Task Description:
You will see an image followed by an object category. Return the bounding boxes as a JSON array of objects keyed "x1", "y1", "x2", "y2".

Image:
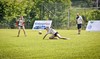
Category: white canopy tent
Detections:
[{"x1": 86, "y1": 20, "x2": 100, "y2": 31}]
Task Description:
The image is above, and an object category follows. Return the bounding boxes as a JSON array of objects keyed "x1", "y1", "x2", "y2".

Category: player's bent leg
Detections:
[{"x1": 49, "y1": 35, "x2": 58, "y2": 39}]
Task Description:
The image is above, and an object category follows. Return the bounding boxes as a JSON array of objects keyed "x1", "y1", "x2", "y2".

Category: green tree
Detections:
[
  {"x1": 0, "y1": 0, "x2": 71, "y2": 29},
  {"x1": 0, "y1": 0, "x2": 34, "y2": 28},
  {"x1": 0, "y1": 0, "x2": 34, "y2": 21},
  {"x1": 89, "y1": 10, "x2": 100, "y2": 20}
]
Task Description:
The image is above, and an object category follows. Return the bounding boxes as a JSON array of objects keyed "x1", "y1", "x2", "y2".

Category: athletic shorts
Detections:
[
  {"x1": 18, "y1": 25, "x2": 23, "y2": 28},
  {"x1": 54, "y1": 32, "x2": 58, "y2": 36},
  {"x1": 77, "y1": 24, "x2": 82, "y2": 29}
]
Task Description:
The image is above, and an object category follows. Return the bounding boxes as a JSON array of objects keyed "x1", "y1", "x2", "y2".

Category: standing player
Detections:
[
  {"x1": 76, "y1": 13, "x2": 83, "y2": 34},
  {"x1": 43, "y1": 27, "x2": 69, "y2": 40},
  {"x1": 16, "y1": 16, "x2": 26, "y2": 37}
]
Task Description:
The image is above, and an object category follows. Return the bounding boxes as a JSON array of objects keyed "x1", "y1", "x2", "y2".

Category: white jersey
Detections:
[
  {"x1": 76, "y1": 16, "x2": 83, "y2": 24},
  {"x1": 18, "y1": 20, "x2": 24, "y2": 26},
  {"x1": 47, "y1": 28, "x2": 57, "y2": 34}
]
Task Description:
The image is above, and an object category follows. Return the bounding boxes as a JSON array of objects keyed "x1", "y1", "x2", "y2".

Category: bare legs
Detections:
[
  {"x1": 17, "y1": 26, "x2": 21, "y2": 37},
  {"x1": 49, "y1": 34, "x2": 67, "y2": 40},
  {"x1": 77, "y1": 24, "x2": 82, "y2": 35},
  {"x1": 49, "y1": 35, "x2": 58, "y2": 39},
  {"x1": 17, "y1": 26, "x2": 26, "y2": 37},
  {"x1": 78, "y1": 29, "x2": 81, "y2": 34},
  {"x1": 22, "y1": 26, "x2": 26, "y2": 37},
  {"x1": 57, "y1": 34, "x2": 67, "y2": 39}
]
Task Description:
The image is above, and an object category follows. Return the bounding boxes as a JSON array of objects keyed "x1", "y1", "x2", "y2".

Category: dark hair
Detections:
[{"x1": 76, "y1": 16, "x2": 79, "y2": 19}]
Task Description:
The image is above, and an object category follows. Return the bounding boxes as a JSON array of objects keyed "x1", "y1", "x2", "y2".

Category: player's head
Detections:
[
  {"x1": 77, "y1": 13, "x2": 80, "y2": 16},
  {"x1": 20, "y1": 16, "x2": 23, "y2": 20}
]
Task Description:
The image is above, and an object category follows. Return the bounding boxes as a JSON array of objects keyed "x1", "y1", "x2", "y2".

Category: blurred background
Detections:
[{"x1": 0, "y1": 0, "x2": 100, "y2": 29}]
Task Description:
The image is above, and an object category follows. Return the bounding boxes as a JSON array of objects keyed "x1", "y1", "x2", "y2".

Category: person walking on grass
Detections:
[
  {"x1": 76, "y1": 13, "x2": 83, "y2": 34},
  {"x1": 16, "y1": 16, "x2": 26, "y2": 37},
  {"x1": 43, "y1": 27, "x2": 69, "y2": 40}
]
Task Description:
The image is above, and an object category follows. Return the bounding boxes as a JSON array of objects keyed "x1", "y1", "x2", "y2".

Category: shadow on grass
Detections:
[{"x1": 43, "y1": 39, "x2": 59, "y2": 40}]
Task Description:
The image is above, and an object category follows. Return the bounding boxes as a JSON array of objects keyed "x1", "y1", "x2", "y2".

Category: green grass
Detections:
[{"x1": 0, "y1": 29, "x2": 100, "y2": 59}]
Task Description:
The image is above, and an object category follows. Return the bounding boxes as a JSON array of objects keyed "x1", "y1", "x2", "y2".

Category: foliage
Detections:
[
  {"x1": 0, "y1": 0, "x2": 71, "y2": 29},
  {"x1": 0, "y1": 0, "x2": 100, "y2": 29},
  {"x1": 0, "y1": 0, "x2": 34, "y2": 22},
  {"x1": 71, "y1": 0, "x2": 100, "y2": 8},
  {"x1": 89, "y1": 10, "x2": 100, "y2": 20}
]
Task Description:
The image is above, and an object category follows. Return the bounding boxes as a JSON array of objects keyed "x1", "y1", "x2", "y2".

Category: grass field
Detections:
[{"x1": 0, "y1": 29, "x2": 100, "y2": 59}]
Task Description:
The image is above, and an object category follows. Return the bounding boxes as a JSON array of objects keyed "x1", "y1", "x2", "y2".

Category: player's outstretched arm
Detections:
[{"x1": 43, "y1": 34, "x2": 48, "y2": 39}]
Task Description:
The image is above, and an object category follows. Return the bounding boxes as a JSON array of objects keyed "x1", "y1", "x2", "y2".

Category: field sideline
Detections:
[{"x1": 0, "y1": 29, "x2": 100, "y2": 59}]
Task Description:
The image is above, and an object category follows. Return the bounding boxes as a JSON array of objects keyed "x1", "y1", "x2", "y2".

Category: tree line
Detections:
[{"x1": 0, "y1": 0, "x2": 100, "y2": 29}]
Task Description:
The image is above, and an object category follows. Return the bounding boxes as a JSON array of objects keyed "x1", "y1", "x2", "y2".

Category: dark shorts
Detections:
[
  {"x1": 77, "y1": 24, "x2": 82, "y2": 29},
  {"x1": 54, "y1": 32, "x2": 58, "y2": 36}
]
